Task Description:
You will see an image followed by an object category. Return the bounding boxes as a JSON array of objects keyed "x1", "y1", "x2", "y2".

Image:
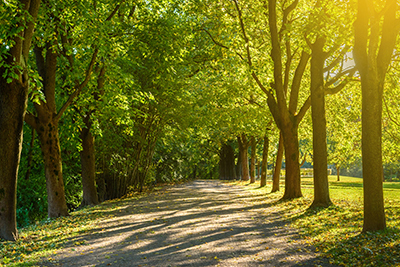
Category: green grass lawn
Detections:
[{"x1": 233, "y1": 175, "x2": 400, "y2": 267}]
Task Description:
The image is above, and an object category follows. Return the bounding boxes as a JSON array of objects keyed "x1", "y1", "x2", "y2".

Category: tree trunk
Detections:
[
  {"x1": 310, "y1": 37, "x2": 331, "y2": 208},
  {"x1": 271, "y1": 133, "x2": 283, "y2": 192},
  {"x1": 0, "y1": 0, "x2": 41, "y2": 241},
  {"x1": 250, "y1": 136, "x2": 257, "y2": 183},
  {"x1": 353, "y1": 0, "x2": 398, "y2": 232},
  {"x1": 36, "y1": 119, "x2": 69, "y2": 217},
  {"x1": 361, "y1": 76, "x2": 386, "y2": 231},
  {"x1": 219, "y1": 142, "x2": 236, "y2": 180},
  {"x1": 281, "y1": 123, "x2": 302, "y2": 199},
  {"x1": 25, "y1": 126, "x2": 36, "y2": 181},
  {"x1": 237, "y1": 134, "x2": 250, "y2": 181},
  {"x1": 80, "y1": 117, "x2": 99, "y2": 207},
  {"x1": 236, "y1": 150, "x2": 242, "y2": 179},
  {"x1": 260, "y1": 135, "x2": 269, "y2": 187},
  {"x1": 336, "y1": 164, "x2": 340, "y2": 182},
  {"x1": 0, "y1": 80, "x2": 27, "y2": 241}
]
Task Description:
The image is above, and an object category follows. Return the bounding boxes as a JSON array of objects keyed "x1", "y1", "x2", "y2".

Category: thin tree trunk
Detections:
[
  {"x1": 250, "y1": 136, "x2": 256, "y2": 183},
  {"x1": 272, "y1": 133, "x2": 283, "y2": 192},
  {"x1": 237, "y1": 134, "x2": 250, "y2": 181},
  {"x1": 336, "y1": 164, "x2": 340, "y2": 182},
  {"x1": 310, "y1": 37, "x2": 331, "y2": 208},
  {"x1": 260, "y1": 135, "x2": 269, "y2": 187},
  {"x1": 25, "y1": 126, "x2": 36, "y2": 181},
  {"x1": 80, "y1": 118, "x2": 99, "y2": 207}
]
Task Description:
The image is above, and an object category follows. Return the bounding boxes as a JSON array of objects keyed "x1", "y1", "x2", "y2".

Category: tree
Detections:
[
  {"x1": 219, "y1": 141, "x2": 237, "y2": 180},
  {"x1": 260, "y1": 134, "x2": 270, "y2": 187},
  {"x1": 305, "y1": 0, "x2": 356, "y2": 207},
  {"x1": 0, "y1": 0, "x2": 41, "y2": 241},
  {"x1": 24, "y1": 0, "x2": 124, "y2": 217},
  {"x1": 77, "y1": 66, "x2": 105, "y2": 207},
  {"x1": 353, "y1": 0, "x2": 400, "y2": 232}
]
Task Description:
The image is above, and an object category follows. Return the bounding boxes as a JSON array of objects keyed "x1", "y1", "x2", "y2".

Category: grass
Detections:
[
  {"x1": 0, "y1": 192, "x2": 149, "y2": 267},
  {"x1": 230, "y1": 175, "x2": 400, "y2": 267}
]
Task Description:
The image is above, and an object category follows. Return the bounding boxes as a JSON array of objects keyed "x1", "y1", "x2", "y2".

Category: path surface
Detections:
[{"x1": 41, "y1": 180, "x2": 337, "y2": 267}]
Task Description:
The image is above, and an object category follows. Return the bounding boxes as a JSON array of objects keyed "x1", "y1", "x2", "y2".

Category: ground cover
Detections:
[
  {"x1": 1, "y1": 181, "x2": 335, "y2": 267},
  {"x1": 1, "y1": 177, "x2": 398, "y2": 267},
  {"x1": 230, "y1": 176, "x2": 400, "y2": 266}
]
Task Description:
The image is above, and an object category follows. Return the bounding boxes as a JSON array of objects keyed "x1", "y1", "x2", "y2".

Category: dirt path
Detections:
[{"x1": 40, "y1": 180, "x2": 337, "y2": 267}]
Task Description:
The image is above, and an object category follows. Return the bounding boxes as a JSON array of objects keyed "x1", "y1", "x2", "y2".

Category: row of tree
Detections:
[{"x1": 1, "y1": 0, "x2": 400, "y2": 241}]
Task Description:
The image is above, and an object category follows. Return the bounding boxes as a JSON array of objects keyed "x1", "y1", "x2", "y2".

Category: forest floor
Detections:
[{"x1": 37, "y1": 180, "x2": 336, "y2": 267}]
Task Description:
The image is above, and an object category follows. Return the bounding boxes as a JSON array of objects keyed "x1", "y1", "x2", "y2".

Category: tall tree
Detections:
[
  {"x1": 306, "y1": 0, "x2": 356, "y2": 207},
  {"x1": 353, "y1": 0, "x2": 400, "y2": 232},
  {"x1": 24, "y1": 0, "x2": 121, "y2": 217},
  {"x1": 0, "y1": 0, "x2": 41, "y2": 241}
]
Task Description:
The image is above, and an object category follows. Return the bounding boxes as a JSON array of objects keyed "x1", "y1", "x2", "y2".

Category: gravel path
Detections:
[{"x1": 40, "y1": 180, "x2": 337, "y2": 267}]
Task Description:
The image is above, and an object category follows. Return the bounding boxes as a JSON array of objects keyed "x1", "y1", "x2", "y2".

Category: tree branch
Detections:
[
  {"x1": 200, "y1": 28, "x2": 245, "y2": 61},
  {"x1": 295, "y1": 95, "x2": 311, "y2": 123},
  {"x1": 325, "y1": 67, "x2": 356, "y2": 88},
  {"x1": 24, "y1": 112, "x2": 37, "y2": 129},
  {"x1": 55, "y1": 48, "x2": 99, "y2": 122}
]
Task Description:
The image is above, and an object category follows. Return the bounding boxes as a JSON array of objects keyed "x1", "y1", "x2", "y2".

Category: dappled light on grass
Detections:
[{"x1": 230, "y1": 176, "x2": 400, "y2": 266}]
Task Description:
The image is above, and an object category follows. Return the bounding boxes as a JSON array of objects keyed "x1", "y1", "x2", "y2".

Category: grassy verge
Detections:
[
  {"x1": 0, "y1": 189, "x2": 157, "y2": 267},
  {"x1": 230, "y1": 176, "x2": 400, "y2": 267}
]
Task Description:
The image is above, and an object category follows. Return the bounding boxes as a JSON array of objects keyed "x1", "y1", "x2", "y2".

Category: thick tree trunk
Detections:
[
  {"x1": 237, "y1": 134, "x2": 250, "y2": 181},
  {"x1": 353, "y1": 0, "x2": 398, "y2": 232},
  {"x1": 281, "y1": 124, "x2": 302, "y2": 199},
  {"x1": 0, "y1": 80, "x2": 27, "y2": 241},
  {"x1": 310, "y1": 37, "x2": 331, "y2": 208},
  {"x1": 250, "y1": 136, "x2": 257, "y2": 183},
  {"x1": 260, "y1": 135, "x2": 269, "y2": 187},
  {"x1": 271, "y1": 134, "x2": 283, "y2": 192},
  {"x1": 0, "y1": 0, "x2": 41, "y2": 242},
  {"x1": 80, "y1": 118, "x2": 99, "y2": 207},
  {"x1": 361, "y1": 78, "x2": 386, "y2": 231},
  {"x1": 219, "y1": 142, "x2": 236, "y2": 180},
  {"x1": 36, "y1": 119, "x2": 69, "y2": 218}
]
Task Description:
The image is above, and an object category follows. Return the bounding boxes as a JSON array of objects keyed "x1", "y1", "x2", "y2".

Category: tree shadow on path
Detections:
[{"x1": 39, "y1": 180, "x2": 338, "y2": 267}]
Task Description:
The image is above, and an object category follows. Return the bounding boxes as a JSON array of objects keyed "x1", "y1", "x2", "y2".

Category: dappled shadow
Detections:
[{"x1": 39, "y1": 180, "x2": 337, "y2": 267}]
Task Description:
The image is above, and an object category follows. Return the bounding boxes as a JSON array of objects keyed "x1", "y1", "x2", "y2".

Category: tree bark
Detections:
[
  {"x1": 35, "y1": 119, "x2": 69, "y2": 217},
  {"x1": 353, "y1": 0, "x2": 399, "y2": 232},
  {"x1": 25, "y1": 126, "x2": 36, "y2": 181},
  {"x1": 281, "y1": 123, "x2": 302, "y2": 199},
  {"x1": 0, "y1": 80, "x2": 27, "y2": 241},
  {"x1": 260, "y1": 135, "x2": 269, "y2": 187},
  {"x1": 79, "y1": 65, "x2": 105, "y2": 207},
  {"x1": 219, "y1": 142, "x2": 237, "y2": 180},
  {"x1": 336, "y1": 164, "x2": 340, "y2": 182},
  {"x1": 237, "y1": 134, "x2": 250, "y2": 181},
  {"x1": 271, "y1": 133, "x2": 284, "y2": 192},
  {"x1": 250, "y1": 136, "x2": 257, "y2": 183},
  {"x1": 80, "y1": 117, "x2": 99, "y2": 207},
  {"x1": 0, "y1": 0, "x2": 41, "y2": 241},
  {"x1": 310, "y1": 37, "x2": 331, "y2": 208}
]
